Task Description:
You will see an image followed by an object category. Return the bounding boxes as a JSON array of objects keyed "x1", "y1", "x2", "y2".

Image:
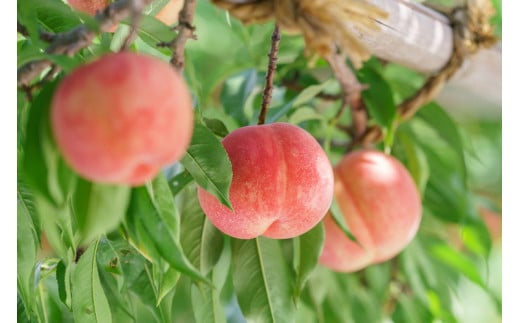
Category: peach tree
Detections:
[{"x1": 17, "y1": 0, "x2": 502, "y2": 322}]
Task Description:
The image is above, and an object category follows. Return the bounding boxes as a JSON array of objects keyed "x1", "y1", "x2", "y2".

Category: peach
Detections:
[
  {"x1": 155, "y1": 0, "x2": 183, "y2": 25},
  {"x1": 68, "y1": 0, "x2": 110, "y2": 16},
  {"x1": 319, "y1": 150, "x2": 422, "y2": 272},
  {"x1": 51, "y1": 52, "x2": 193, "y2": 186},
  {"x1": 197, "y1": 123, "x2": 334, "y2": 239}
]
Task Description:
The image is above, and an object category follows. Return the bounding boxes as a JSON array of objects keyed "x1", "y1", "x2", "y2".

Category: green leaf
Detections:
[
  {"x1": 220, "y1": 68, "x2": 259, "y2": 127},
  {"x1": 17, "y1": 185, "x2": 40, "y2": 319},
  {"x1": 266, "y1": 80, "x2": 335, "y2": 124},
  {"x1": 180, "y1": 185, "x2": 225, "y2": 275},
  {"x1": 124, "y1": 182, "x2": 207, "y2": 282},
  {"x1": 135, "y1": 14, "x2": 176, "y2": 50},
  {"x1": 144, "y1": 0, "x2": 170, "y2": 16},
  {"x1": 22, "y1": 80, "x2": 59, "y2": 203},
  {"x1": 288, "y1": 106, "x2": 325, "y2": 125},
  {"x1": 169, "y1": 170, "x2": 194, "y2": 196},
  {"x1": 427, "y1": 241, "x2": 485, "y2": 288},
  {"x1": 203, "y1": 117, "x2": 230, "y2": 138},
  {"x1": 395, "y1": 130, "x2": 430, "y2": 196},
  {"x1": 44, "y1": 54, "x2": 85, "y2": 73},
  {"x1": 416, "y1": 102, "x2": 467, "y2": 182},
  {"x1": 181, "y1": 122, "x2": 233, "y2": 209},
  {"x1": 232, "y1": 237, "x2": 296, "y2": 323},
  {"x1": 72, "y1": 239, "x2": 113, "y2": 323},
  {"x1": 149, "y1": 173, "x2": 182, "y2": 237},
  {"x1": 73, "y1": 179, "x2": 131, "y2": 244},
  {"x1": 17, "y1": 42, "x2": 45, "y2": 68},
  {"x1": 292, "y1": 222, "x2": 324, "y2": 301},
  {"x1": 357, "y1": 65, "x2": 397, "y2": 129},
  {"x1": 151, "y1": 262, "x2": 180, "y2": 306},
  {"x1": 191, "y1": 270, "x2": 227, "y2": 323},
  {"x1": 329, "y1": 197, "x2": 358, "y2": 243},
  {"x1": 291, "y1": 80, "x2": 336, "y2": 108}
]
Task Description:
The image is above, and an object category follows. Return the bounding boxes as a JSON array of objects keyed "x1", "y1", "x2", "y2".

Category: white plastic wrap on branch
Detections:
[
  {"x1": 347, "y1": 0, "x2": 501, "y2": 116},
  {"x1": 350, "y1": 0, "x2": 453, "y2": 73}
]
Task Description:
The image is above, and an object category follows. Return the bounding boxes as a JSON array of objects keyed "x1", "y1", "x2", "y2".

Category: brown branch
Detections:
[
  {"x1": 357, "y1": 1, "x2": 498, "y2": 147},
  {"x1": 325, "y1": 51, "x2": 369, "y2": 150},
  {"x1": 258, "y1": 24, "x2": 281, "y2": 125},
  {"x1": 168, "y1": 0, "x2": 198, "y2": 71},
  {"x1": 17, "y1": 0, "x2": 153, "y2": 87}
]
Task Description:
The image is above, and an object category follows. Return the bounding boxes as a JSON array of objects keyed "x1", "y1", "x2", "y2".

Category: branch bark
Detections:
[
  {"x1": 258, "y1": 24, "x2": 281, "y2": 125},
  {"x1": 17, "y1": 0, "x2": 153, "y2": 87},
  {"x1": 169, "y1": 0, "x2": 198, "y2": 71}
]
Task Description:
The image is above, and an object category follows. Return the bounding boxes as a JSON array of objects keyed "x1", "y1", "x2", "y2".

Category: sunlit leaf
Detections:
[
  {"x1": 181, "y1": 122, "x2": 233, "y2": 209},
  {"x1": 72, "y1": 239, "x2": 113, "y2": 323}
]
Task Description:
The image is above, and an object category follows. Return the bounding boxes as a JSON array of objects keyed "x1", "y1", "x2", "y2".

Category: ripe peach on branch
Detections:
[
  {"x1": 51, "y1": 51, "x2": 193, "y2": 186},
  {"x1": 197, "y1": 122, "x2": 334, "y2": 240},
  {"x1": 319, "y1": 150, "x2": 422, "y2": 272}
]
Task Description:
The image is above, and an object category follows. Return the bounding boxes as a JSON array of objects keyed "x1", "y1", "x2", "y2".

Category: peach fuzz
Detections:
[
  {"x1": 51, "y1": 52, "x2": 193, "y2": 186},
  {"x1": 319, "y1": 150, "x2": 422, "y2": 272},
  {"x1": 197, "y1": 123, "x2": 334, "y2": 239}
]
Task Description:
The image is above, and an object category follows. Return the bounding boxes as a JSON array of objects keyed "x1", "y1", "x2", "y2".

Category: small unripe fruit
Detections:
[
  {"x1": 319, "y1": 150, "x2": 422, "y2": 272},
  {"x1": 197, "y1": 123, "x2": 334, "y2": 239},
  {"x1": 51, "y1": 52, "x2": 193, "y2": 186}
]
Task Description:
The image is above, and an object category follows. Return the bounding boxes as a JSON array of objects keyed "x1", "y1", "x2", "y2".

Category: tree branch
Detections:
[
  {"x1": 17, "y1": 0, "x2": 153, "y2": 87},
  {"x1": 257, "y1": 24, "x2": 281, "y2": 125},
  {"x1": 168, "y1": 0, "x2": 198, "y2": 71},
  {"x1": 325, "y1": 52, "x2": 368, "y2": 150}
]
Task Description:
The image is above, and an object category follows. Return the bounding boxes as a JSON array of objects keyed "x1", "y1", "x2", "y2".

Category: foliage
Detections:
[{"x1": 17, "y1": 0, "x2": 502, "y2": 322}]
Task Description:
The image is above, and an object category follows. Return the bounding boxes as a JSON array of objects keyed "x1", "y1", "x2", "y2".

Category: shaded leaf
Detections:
[
  {"x1": 180, "y1": 185, "x2": 225, "y2": 275},
  {"x1": 329, "y1": 197, "x2": 358, "y2": 243},
  {"x1": 204, "y1": 117, "x2": 230, "y2": 138},
  {"x1": 358, "y1": 65, "x2": 397, "y2": 129},
  {"x1": 124, "y1": 181, "x2": 207, "y2": 282},
  {"x1": 232, "y1": 237, "x2": 296, "y2": 323},
  {"x1": 220, "y1": 68, "x2": 258, "y2": 125},
  {"x1": 191, "y1": 270, "x2": 226, "y2": 323},
  {"x1": 292, "y1": 222, "x2": 324, "y2": 301},
  {"x1": 169, "y1": 170, "x2": 194, "y2": 196},
  {"x1": 72, "y1": 179, "x2": 131, "y2": 244},
  {"x1": 152, "y1": 262, "x2": 180, "y2": 306},
  {"x1": 416, "y1": 102, "x2": 467, "y2": 183}
]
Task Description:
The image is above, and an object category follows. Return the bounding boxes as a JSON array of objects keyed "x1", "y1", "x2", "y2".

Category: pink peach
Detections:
[
  {"x1": 319, "y1": 150, "x2": 422, "y2": 272},
  {"x1": 51, "y1": 52, "x2": 193, "y2": 186},
  {"x1": 197, "y1": 123, "x2": 334, "y2": 239}
]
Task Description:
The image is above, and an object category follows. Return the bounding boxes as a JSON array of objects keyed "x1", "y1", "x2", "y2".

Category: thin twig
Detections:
[
  {"x1": 258, "y1": 24, "x2": 281, "y2": 125},
  {"x1": 325, "y1": 51, "x2": 368, "y2": 150},
  {"x1": 120, "y1": 0, "x2": 147, "y2": 51},
  {"x1": 169, "y1": 0, "x2": 198, "y2": 71},
  {"x1": 17, "y1": 0, "x2": 153, "y2": 87}
]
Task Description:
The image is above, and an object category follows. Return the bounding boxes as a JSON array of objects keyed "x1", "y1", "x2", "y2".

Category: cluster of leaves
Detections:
[{"x1": 17, "y1": 0, "x2": 502, "y2": 322}]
